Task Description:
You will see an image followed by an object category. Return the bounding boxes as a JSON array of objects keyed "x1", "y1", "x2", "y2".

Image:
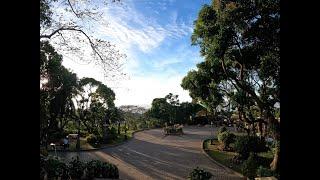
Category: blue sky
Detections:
[{"x1": 58, "y1": 0, "x2": 212, "y2": 107}]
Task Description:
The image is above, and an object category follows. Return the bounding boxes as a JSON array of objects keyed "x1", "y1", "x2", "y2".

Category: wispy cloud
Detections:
[
  {"x1": 47, "y1": 0, "x2": 208, "y2": 107},
  {"x1": 94, "y1": 2, "x2": 191, "y2": 53}
]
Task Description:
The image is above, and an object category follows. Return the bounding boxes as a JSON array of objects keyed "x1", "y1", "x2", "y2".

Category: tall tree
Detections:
[
  {"x1": 40, "y1": 41, "x2": 78, "y2": 146},
  {"x1": 183, "y1": 0, "x2": 280, "y2": 171}
]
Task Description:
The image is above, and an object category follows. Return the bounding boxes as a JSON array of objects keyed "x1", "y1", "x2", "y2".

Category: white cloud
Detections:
[
  {"x1": 92, "y1": 2, "x2": 191, "y2": 53},
  {"x1": 114, "y1": 74, "x2": 192, "y2": 106},
  {"x1": 47, "y1": 0, "x2": 199, "y2": 107}
]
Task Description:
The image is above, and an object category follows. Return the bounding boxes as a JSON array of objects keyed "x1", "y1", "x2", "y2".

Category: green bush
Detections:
[
  {"x1": 256, "y1": 166, "x2": 273, "y2": 177},
  {"x1": 101, "y1": 161, "x2": 119, "y2": 178},
  {"x1": 242, "y1": 153, "x2": 258, "y2": 180},
  {"x1": 217, "y1": 131, "x2": 236, "y2": 149},
  {"x1": 85, "y1": 160, "x2": 119, "y2": 179},
  {"x1": 110, "y1": 126, "x2": 118, "y2": 139},
  {"x1": 234, "y1": 135, "x2": 268, "y2": 159},
  {"x1": 40, "y1": 155, "x2": 47, "y2": 179},
  {"x1": 218, "y1": 126, "x2": 227, "y2": 134},
  {"x1": 87, "y1": 134, "x2": 103, "y2": 147},
  {"x1": 188, "y1": 167, "x2": 212, "y2": 180},
  {"x1": 69, "y1": 157, "x2": 85, "y2": 179},
  {"x1": 44, "y1": 156, "x2": 69, "y2": 179},
  {"x1": 40, "y1": 148, "x2": 48, "y2": 157}
]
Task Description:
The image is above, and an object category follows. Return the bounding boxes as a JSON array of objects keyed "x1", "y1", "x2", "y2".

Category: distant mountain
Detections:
[{"x1": 118, "y1": 105, "x2": 149, "y2": 114}]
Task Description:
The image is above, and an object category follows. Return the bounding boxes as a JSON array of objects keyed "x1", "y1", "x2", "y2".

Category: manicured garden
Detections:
[{"x1": 203, "y1": 127, "x2": 279, "y2": 180}]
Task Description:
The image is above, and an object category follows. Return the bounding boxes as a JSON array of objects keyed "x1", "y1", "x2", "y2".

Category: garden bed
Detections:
[{"x1": 203, "y1": 139, "x2": 276, "y2": 179}]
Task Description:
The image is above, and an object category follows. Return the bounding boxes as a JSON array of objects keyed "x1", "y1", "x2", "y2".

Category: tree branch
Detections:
[{"x1": 40, "y1": 26, "x2": 119, "y2": 71}]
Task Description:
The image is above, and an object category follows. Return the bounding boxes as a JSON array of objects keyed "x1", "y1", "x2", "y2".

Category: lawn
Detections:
[
  {"x1": 107, "y1": 130, "x2": 134, "y2": 145},
  {"x1": 203, "y1": 139, "x2": 274, "y2": 175},
  {"x1": 203, "y1": 139, "x2": 242, "y2": 173}
]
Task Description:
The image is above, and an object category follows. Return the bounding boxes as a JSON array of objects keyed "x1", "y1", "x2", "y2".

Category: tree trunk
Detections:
[
  {"x1": 268, "y1": 111, "x2": 280, "y2": 172},
  {"x1": 118, "y1": 122, "x2": 121, "y2": 135},
  {"x1": 270, "y1": 144, "x2": 280, "y2": 171}
]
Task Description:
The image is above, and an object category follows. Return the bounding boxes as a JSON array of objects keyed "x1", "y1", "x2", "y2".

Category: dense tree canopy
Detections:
[{"x1": 181, "y1": 0, "x2": 280, "y2": 171}]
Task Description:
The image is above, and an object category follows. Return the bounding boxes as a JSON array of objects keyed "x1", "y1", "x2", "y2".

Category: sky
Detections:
[{"x1": 59, "y1": 0, "x2": 212, "y2": 107}]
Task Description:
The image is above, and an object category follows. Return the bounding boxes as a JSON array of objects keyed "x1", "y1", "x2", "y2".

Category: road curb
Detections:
[{"x1": 201, "y1": 139, "x2": 244, "y2": 178}]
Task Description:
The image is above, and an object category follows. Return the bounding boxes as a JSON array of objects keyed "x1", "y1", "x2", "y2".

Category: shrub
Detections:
[
  {"x1": 234, "y1": 135, "x2": 268, "y2": 159},
  {"x1": 44, "y1": 156, "x2": 69, "y2": 179},
  {"x1": 242, "y1": 153, "x2": 258, "y2": 180},
  {"x1": 101, "y1": 161, "x2": 119, "y2": 178},
  {"x1": 218, "y1": 126, "x2": 227, "y2": 134},
  {"x1": 256, "y1": 166, "x2": 273, "y2": 177},
  {"x1": 217, "y1": 131, "x2": 236, "y2": 149},
  {"x1": 85, "y1": 160, "x2": 119, "y2": 179},
  {"x1": 40, "y1": 148, "x2": 48, "y2": 157},
  {"x1": 87, "y1": 134, "x2": 103, "y2": 147},
  {"x1": 188, "y1": 167, "x2": 212, "y2": 180},
  {"x1": 85, "y1": 160, "x2": 98, "y2": 179},
  {"x1": 69, "y1": 156, "x2": 85, "y2": 179},
  {"x1": 40, "y1": 155, "x2": 47, "y2": 179},
  {"x1": 110, "y1": 126, "x2": 118, "y2": 139}
]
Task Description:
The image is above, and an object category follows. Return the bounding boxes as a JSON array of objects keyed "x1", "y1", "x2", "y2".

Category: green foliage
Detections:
[
  {"x1": 242, "y1": 153, "x2": 259, "y2": 179},
  {"x1": 109, "y1": 126, "x2": 118, "y2": 139},
  {"x1": 188, "y1": 167, "x2": 212, "y2": 180},
  {"x1": 41, "y1": 155, "x2": 119, "y2": 179},
  {"x1": 182, "y1": 0, "x2": 280, "y2": 171},
  {"x1": 40, "y1": 155, "x2": 47, "y2": 179},
  {"x1": 256, "y1": 166, "x2": 273, "y2": 177},
  {"x1": 43, "y1": 156, "x2": 69, "y2": 179},
  {"x1": 87, "y1": 134, "x2": 104, "y2": 147},
  {"x1": 85, "y1": 160, "x2": 119, "y2": 179},
  {"x1": 217, "y1": 131, "x2": 236, "y2": 149},
  {"x1": 148, "y1": 98, "x2": 171, "y2": 122},
  {"x1": 69, "y1": 157, "x2": 85, "y2": 179},
  {"x1": 218, "y1": 126, "x2": 227, "y2": 134},
  {"x1": 148, "y1": 94, "x2": 203, "y2": 125},
  {"x1": 40, "y1": 148, "x2": 48, "y2": 157},
  {"x1": 234, "y1": 136, "x2": 268, "y2": 160}
]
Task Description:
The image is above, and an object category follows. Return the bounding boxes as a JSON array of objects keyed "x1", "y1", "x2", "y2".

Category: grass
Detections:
[
  {"x1": 203, "y1": 139, "x2": 274, "y2": 175},
  {"x1": 204, "y1": 139, "x2": 242, "y2": 173},
  {"x1": 107, "y1": 130, "x2": 134, "y2": 145}
]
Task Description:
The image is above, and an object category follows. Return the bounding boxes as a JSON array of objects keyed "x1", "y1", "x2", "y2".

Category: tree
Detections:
[
  {"x1": 165, "y1": 93, "x2": 180, "y2": 124},
  {"x1": 40, "y1": 0, "x2": 126, "y2": 79},
  {"x1": 40, "y1": 41, "x2": 78, "y2": 147},
  {"x1": 74, "y1": 77, "x2": 115, "y2": 133},
  {"x1": 148, "y1": 98, "x2": 171, "y2": 124},
  {"x1": 183, "y1": 0, "x2": 280, "y2": 171}
]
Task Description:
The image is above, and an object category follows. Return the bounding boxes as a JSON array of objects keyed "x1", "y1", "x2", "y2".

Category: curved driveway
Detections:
[{"x1": 55, "y1": 126, "x2": 242, "y2": 180}]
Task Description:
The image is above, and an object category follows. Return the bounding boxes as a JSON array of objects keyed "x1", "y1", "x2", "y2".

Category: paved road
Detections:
[{"x1": 54, "y1": 126, "x2": 243, "y2": 180}]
